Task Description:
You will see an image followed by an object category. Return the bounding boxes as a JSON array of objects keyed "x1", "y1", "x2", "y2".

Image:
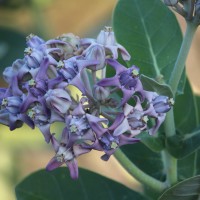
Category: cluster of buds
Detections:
[
  {"x1": 0, "y1": 27, "x2": 173, "y2": 179},
  {"x1": 164, "y1": 0, "x2": 200, "y2": 23}
]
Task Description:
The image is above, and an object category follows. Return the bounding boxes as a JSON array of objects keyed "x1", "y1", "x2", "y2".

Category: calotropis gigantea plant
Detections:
[{"x1": 2, "y1": 0, "x2": 200, "y2": 200}]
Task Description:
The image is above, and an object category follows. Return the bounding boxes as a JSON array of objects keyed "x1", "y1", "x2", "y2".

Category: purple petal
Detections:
[
  {"x1": 46, "y1": 157, "x2": 64, "y2": 171},
  {"x1": 119, "y1": 135, "x2": 140, "y2": 146},
  {"x1": 50, "y1": 134, "x2": 60, "y2": 152},
  {"x1": 38, "y1": 123, "x2": 51, "y2": 143},
  {"x1": 86, "y1": 114, "x2": 107, "y2": 138},
  {"x1": 73, "y1": 145, "x2": 91, "y2": 157},
  {"x1": 113, "y1": 118, "x2": 130, "y2": 136},
  {"x1": 67, "y1": 159, "x2": 79, "y2": 179},
  {"x1": 97, "y1": 76, "x2": 120, "y2": 88},
  {"x1": 106, "y1": 58, "x2": 127, "y2": 74},
  {"x1": 149, "y1": 114, "x2": 166, "y2": 135},
  {"x1": 108, "y1": 113, "x2": 124, "y2": 130},
  {"x1": 118, "y1": 44, "x2": 131, "y2": 61}
]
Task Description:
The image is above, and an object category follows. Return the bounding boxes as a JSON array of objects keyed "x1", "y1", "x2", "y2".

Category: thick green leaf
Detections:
[
  {"x1": 174, "y1": 79, "x2": 199, "y2": 134},
  {"x1": 0, "y1": 28, "x2": 26, "y2": 74},
  {"x1": 15, "y1": 168, "x2": 146, "y2": 200},
  {"x1": 166, "y1": 126, "x2": 200, "y2": 158},
  {"x1": 113, "y1": 0, "x2": 184, "y2": 94},
  {"x1": 166, "y1": 80, "x2": 200, "y2": 159},
  {"x1": 138, "y1": 131, "x2": 165, "y2": 152},
  {"x1": 178, "y1": 152, "x2": 197, "y2": 180},
  {"x1": 140, "y1": 74, "x2": 173, "y2": 98},
  {"x1": 158, "y1": 175, "x2": 200, "y2": 200}
]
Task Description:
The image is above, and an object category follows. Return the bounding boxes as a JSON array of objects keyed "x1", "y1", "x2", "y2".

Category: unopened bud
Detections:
[
  {"x1": 84, "y1": 44, "x2": 105, "y2": 70},
  {"x1": 45, "y1": 88, "x2": 72, "y2": 114},
  {"x1": 93, "y1": 85, "x2": 110, "y2": 101},
  {"x1": 152, "y1": 95, "x2": 173, "y2": 113},
  {"x1": 97, "y1": 26, "x2": 116, "y2": 46},
  {"x1": 57, "y1": 33, "x2": 80, "y2": 51}
]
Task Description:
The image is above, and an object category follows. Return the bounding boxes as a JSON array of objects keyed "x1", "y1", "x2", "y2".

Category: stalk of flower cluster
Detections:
[
  {"x1": 169, "y1": 21, "x2": 198, "y2": 95},
  {"x1": 163, "y1": 108, "x2": 177, "y2": 186},
  {"x1": 114, "y1": 149, "x2": 167, "y2": 192}
]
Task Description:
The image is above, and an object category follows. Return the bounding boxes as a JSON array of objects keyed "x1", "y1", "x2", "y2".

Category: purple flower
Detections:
[
  {"x1": 143, "y1": 91, "x2": 174, "y2": 135},
  {"x1": 26, "y1": 34, "x2": 45, "y2": 49},
  {"x1": 81, "y1": 27, "x2": 130, "y2": 61},
  {"x1": 0, "y1": 93, "x2": 34, "y2": 130},
  {"x1": 112, "y1": 98, "x2": 148, "y2": 137},
  {"x1": 83, "y1": 44, "x2": 106, "y2": 70},
  {"x1": 27, "y1": 103, "x2": 64, "y2": 143},
  {"x1": 46, "y1": 133, "x2": 90, "y2": 179},
  {"x1": 3, "y1": 59, "x2": 25, "y2": 84},
  {"x1": 45, "y1": 33, "x2": 81, "y2": 60},
  {"x1": 63, "y1": 101, "x2": 107, "y2": 145},
  {"x1": 24, "y1": 47, "x2": 44, "y2": 69},
  {"x1": 44, "y1": 88, "x2": 72, "y2": 115},
  {"x1": 97, "y1": 59, "x2": 144, "y2": 105},
  {"x1": 56, "y1": 56, "x2": 98, "y2": 94}
]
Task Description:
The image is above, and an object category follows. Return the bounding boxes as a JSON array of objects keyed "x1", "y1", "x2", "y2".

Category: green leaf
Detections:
[
  {"x1": 166, "y1": 126, "x2": 200, "y2": 158},
  {"x1": 113, "y1": 0, "x2": 184, "y2": 94},
  {"x1": 174, "y1": 79, "x2": 199, "y2": 134},
  {"x1": 0, "y1": 28, "x2": 26, "y2": 74},
  {"x1": 137, "y1": 131, "x2": 165, "y2": 152},
  {"x1": 178, "y1": 152, "x2": 197, "y2": 180},
  {"x1": 140, "y1": 74, "x2": 173, "y2": 98},
  {"x1": 15, "y1": 168, "x2": 146, "y2": 200},
  {"x1": 166, "y1": 80, "x2": 200, "y2": 159},
  {"x1": 158, "y1": 175, "x2": 200, "y2": 200}
]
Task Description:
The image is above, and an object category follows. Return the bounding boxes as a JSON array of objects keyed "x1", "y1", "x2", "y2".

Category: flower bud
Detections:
[
  {"x1": 164, "y1": 0, "x2": 178, "y2": 6},
  {"x1": 45, "y1": 88, "x2": 72, "y2": 114},
  {"x1": 26, "y1": 34, "x2": 45, "y2": 48},
  {"x1": 152, "y1": 95, "x2": 174, "y2": 113},
  {"x1": 28, "y1": 104, "x2": 49, "y2": 125},
  {"x1": 93, "y1": 85, "x2": 110, "y2": 101},
  {"x1": 1, "y1": 96, "x2": 22, "y2": 114},
  {"x1": 97, "y1": 26, "x2": 116, "y2": 46},
  {"x1": 3, "y1": 59, "x2": 25, "y2": 83},
  {"x1": 57, "y1": 33, "x2": 80, "y2": 51},
  {"x1": 24, "y1": 47, "x2": 44, "y2": 68},
  {"x1": 84, "y1": 44, "x2": 105, "y2": 70}
]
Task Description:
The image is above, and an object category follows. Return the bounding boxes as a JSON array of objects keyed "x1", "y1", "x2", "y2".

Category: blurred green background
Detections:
[{"x1": 0, "y1": 0, "x2": 200, "y2": 199}]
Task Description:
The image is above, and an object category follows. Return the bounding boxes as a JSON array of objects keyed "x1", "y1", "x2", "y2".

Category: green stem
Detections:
[
  {"x1": 169, "y1": 21, "x2": 198, "y2": 95},
  {"x1": 162, "y1": 21, "x2": 198, "y2": 186},
  {"x1": 114, "y1": 149, "x2": 167, "y2": 192},
  {"x1": 163, "y1": 108, "x2": 177, "y2": 186}
]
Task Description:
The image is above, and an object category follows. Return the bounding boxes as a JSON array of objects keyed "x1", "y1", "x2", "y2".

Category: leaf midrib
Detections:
[{"x1": 134, "y1": 0, "x2": 161, "y2": 78}]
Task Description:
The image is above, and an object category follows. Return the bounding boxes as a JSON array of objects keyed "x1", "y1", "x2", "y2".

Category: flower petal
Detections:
[{"x1": 46, "y1": 157, "x2": 64, "y2": 171}]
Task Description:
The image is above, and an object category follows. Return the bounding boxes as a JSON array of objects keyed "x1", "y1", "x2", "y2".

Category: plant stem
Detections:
[
  {"x1": 169, "y1": 21, "x2": 198, "y2": 95},
  {"x1": 114, "y1": 149, "x2": 167, "y2": 192},
  {"x1": 163, "y1": 105, "x2": 177, "y2": 186},
  {"x1": 162, "y1": 21, "x2": 198, "y2": 186}
]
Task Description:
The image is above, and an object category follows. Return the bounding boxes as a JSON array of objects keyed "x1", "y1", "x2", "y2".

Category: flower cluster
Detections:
[
  {"x1": 0, "y1": 27, "x2": 173, "y2": 179},
  {"x1": 164, "y1": 0, "x2": 200, "y2": 23}
]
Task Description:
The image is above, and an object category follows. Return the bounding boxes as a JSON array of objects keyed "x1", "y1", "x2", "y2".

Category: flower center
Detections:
[
  {"x1": 27, "y1": 109, "x2": 36, "y2": 119},
  {"x1": 57, "y1": 60, "x2": 65, "y2": 69},
  {"x1": 70, "y1": 124, "x2": 78, "y2": 133},
  {"x1": 24, "y1": 47, "x2": 32, "y2": 55},
  {"x1": 28, "y1": 79, "x2": 36, "y2": 87},
  {"x1": 1, "y1": 98, "x2": 8, "y2": 107}
]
